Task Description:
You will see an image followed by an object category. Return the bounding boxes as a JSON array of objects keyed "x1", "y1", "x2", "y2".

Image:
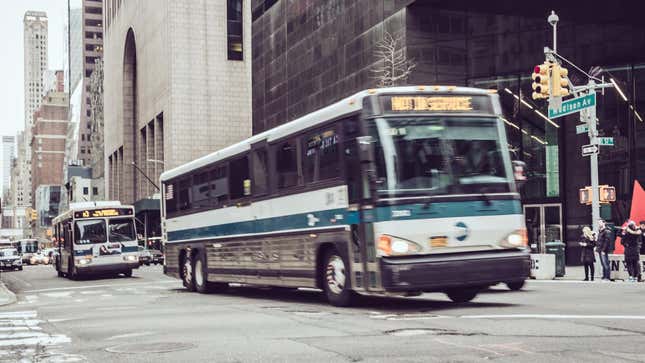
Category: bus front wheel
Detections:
[
  {"x1": 322, "y1": 248, "x2": 355, "y2": 307},
  {"x1": 67, "y1": 258, "x2": 78, "y2": 280},
  {"x1": 445, "y1": 287, "x2": 479, "y2": 303}
]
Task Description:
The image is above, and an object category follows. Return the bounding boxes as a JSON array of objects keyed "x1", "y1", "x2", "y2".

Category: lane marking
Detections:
[
  {"x1": 0, "y1": 334, "x2": 71, "y2": 347},
  {"x1": 24, "y1": 280, "x2": 178, "y2": 293},
  {"x1": 106, "y1": 331, "x2": 154, "y2": 341},
  {"x1": 0, "y1": 311, "x2": 37, "y2": 319},
  {"x1": 460, "y1": 314, "x2": 645, "y2": 320}
]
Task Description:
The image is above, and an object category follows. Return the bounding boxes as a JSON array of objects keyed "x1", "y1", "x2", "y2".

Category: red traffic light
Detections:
[{"x1": 534, "y1": 65, "x2": 541, "y2": 73}]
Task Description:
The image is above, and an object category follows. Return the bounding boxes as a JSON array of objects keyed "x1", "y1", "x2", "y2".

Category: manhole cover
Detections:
[{"x1": 106, "y1": 342, "x2": 195, "y2": 354}]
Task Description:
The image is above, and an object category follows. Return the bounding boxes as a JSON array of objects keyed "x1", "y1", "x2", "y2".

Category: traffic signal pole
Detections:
[{"x1": 542, "y1": 11, "x2": 619, "y2": 235}]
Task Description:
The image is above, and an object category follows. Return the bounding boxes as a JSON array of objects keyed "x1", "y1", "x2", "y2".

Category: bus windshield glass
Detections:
[
  {"x1": 108, "y1": 218, "x2": 136, "y2": 242},
  {"x1": 369, "y1": 117, "x2": 509, "y2": 198},
  {"x1": 74, "y1": 220, "x2": 107, "y2": 244}
]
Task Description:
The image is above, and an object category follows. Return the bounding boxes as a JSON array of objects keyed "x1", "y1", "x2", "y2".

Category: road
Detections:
[{"x1": 1, "y1": 265, "x2": 645, "y2": 363}]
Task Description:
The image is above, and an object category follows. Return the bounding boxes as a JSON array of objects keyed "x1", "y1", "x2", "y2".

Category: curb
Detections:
[{"x1": 0, "y1": 281, "x2": 17, "y2": 307}]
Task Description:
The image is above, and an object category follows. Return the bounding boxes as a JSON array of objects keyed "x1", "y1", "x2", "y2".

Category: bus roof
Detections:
[
  {"x1": 52, "y1": 202, "x2": 134, "y2": 225},
  {"x1": 160, "y1": 86, "x2": 498, "y2": 182}
]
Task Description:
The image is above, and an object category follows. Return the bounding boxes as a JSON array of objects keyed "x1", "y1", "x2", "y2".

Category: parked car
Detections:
[
  {"x1": 0, "y1": 248, "x2": 23, "y2": 271},
  {"x1": 30, "y1": 252, "x2": 50, "y2": 265},
  {"x1": 138, "y1": 246, "x2": 152, "y2": 266},
  {"x1": 149, "y1": 249, "x2": 164, "y2": 265}
]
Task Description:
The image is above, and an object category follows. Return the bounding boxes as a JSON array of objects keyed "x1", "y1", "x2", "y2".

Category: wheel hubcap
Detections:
[
  {"x1": 326, "y1": 255, "x2": 346, "y2": 295},
  {"x1": 183, "y1": 258, "x2": 192, "y2": 285},
  {"x1": 195, "y1": 259, "x2": 203, "y2": 287}
]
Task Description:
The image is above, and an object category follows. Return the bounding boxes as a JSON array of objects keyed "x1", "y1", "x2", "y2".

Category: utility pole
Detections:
[{"x1": 585, "y1": 84, "x2": 600, "y2": 233}]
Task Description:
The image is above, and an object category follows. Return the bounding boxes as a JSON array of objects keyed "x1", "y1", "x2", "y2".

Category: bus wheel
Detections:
[
  {"x1": 123, "y1": 269, "x2": 133, "y2": 278},
  {"x1": 322, "y1": 248, "x2": 355, "y2": 307},
  {"x1": 67, "y1": 258, "x2": 77, "y2": 280},
  {"x1": 445, "y1": 287, "x2": 479, "y2": 303},
  {"x1": 505, "y1": 280, "x2": 525, "y2": 291},
  {"x1": 181, "y1": 253, "x2": 195, "y2": 292}
]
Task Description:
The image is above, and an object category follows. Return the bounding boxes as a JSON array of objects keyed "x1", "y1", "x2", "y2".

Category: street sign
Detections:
[
  {"x1": 548, "y1": 93, "x2": 596, "y2": 119},
  {"x1": 581, "y1": 144, "x2": 599, "y2": 157},
  {"x1": 598, "y1": 137, "x2": 614, "y2": 146},
  {"x1": 576, "y1": 124, "x2": 589, "y2": 135}
]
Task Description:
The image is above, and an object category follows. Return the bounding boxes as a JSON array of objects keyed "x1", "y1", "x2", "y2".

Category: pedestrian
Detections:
[
  {"x1": 638, "y1": 221, "x2": 645, "y2": 281},
  {"x1": 580, "y1": 226, "x2": 596, "y2": 281},
  {"x1": 621, "y1": 221, "x2": 642, "y2": 282},
  {"x1": 596, "y1": 220, "x2": 614, "y2": 281}
]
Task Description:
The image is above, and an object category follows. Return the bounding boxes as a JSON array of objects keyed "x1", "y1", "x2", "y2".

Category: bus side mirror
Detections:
[{"x1": 512, "y1": 160, "x2": 527, "y2": 188}]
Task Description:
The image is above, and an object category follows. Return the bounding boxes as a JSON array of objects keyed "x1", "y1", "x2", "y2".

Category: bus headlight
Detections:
[
  {"x1": 500, "y1": 229, "x2": 528, "y2": 248},
  {"x1": 76, "y1": 258, "x2": 92, "y2": 265},
  {"x1": 377, "y1": 235, "x2": 421, "y2": 257}
]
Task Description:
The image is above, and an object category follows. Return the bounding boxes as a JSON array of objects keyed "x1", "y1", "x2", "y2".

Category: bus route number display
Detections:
[
  {"x1": 381, "y1": 95, "x2": 492, "y2": 114},
  {"x1": 74, "y1": 208, "x2": 132, "y2": 219}
]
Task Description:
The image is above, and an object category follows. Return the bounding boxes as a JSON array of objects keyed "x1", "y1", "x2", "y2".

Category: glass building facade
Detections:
[{"x1": 252, "y1": 0, "x2": 645, "y2": 264}]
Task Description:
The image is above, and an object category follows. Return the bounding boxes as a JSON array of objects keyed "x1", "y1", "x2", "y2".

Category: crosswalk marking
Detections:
[{"x1": 0, "y1": 310, "x2": 75, "y2": 361}]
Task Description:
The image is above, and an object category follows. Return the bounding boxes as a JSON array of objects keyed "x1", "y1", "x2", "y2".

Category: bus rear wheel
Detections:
[
  {"x1": 445, "y1": 287, "x2": 479, "y2": 303},
  {"x1": 193, "y1": 250, "x2": 227, "y2": 294},
  {"x1": 505, "y1": 280, "x2": 525, "y2": 291},
  {"x1": 181, "y1": 252, "x2": 195, "y2": 292},
  {"x1": 322, "y1": 248, "x2": 355, "y2": 307}
]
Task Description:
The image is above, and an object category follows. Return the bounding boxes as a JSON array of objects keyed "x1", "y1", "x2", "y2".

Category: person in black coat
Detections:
[
  {"x1": 621, "y1": 221, "x2": 642, "y2": 282},
  {"x1": 580, "y1": 226, "x2": 596, "y2": 281},
  {"x1": 596, "y1": 220, "x2": 614, "y2": 281}
]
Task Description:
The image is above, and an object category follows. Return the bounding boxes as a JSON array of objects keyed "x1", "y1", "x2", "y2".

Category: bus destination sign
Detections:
[
  {"x1": 74, "y1": 208, "x2": 133, "y2": 219},
  {"x1": 381, "y1": 94, "x2": 492, "y2": 114}
]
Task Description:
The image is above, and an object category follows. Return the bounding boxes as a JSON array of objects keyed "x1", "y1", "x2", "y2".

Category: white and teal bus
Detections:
[
  {"x1": 52, "y1": 202, "x2": 140, "y2": 279},
  {"x1": 160, "y1": 86, "x2": 530, "y2": 306}
]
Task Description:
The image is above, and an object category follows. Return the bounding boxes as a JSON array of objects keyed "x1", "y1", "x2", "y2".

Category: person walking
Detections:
[
  {"x1": 621, "y1": 221, "x2": 642, "y2": 282},
  {"x1": 596, "y1": 220, "x2": 614, "y2": 281},
  {"x1": 638, "y1": 221, "x2": 645, "y2": 282},
  {"x1": 580, "y1": 226, "x2": 596, "y2": 281}
]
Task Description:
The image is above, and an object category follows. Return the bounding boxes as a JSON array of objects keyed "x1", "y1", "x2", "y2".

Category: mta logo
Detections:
[{"x1": 454, "y1": 222, "x2": 470, "y2": 242}]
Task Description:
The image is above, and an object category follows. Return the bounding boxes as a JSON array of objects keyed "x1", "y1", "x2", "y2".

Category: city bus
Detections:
[
  {"x1": 15, "y1": 239, "x2": 40, "y2": 264},
  {"x1": 52, "y1": 202, "x2": 140, "y2": 279},
  {"x1": 160, "y1": 86, "x2": 530, "y2": 306}
]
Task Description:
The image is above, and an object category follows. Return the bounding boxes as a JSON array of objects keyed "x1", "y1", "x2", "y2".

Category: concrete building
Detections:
[
  {"x1": 31, "y1": 89, "x2": 69, "y2": 206},
  {"x1": 252, "y1": 0, "x2": 645, "y2": 264},
  {"x1": 1, "y1": 136, "x2": 15, "y2": 202},
  {"x1": 76, "y1": 0, "x2": 104, "y2": 166},
  {"x1": 68, "y1": 6, "x2": 83, "y2": 92},
  {"x1": 103, "y1": 0, "x2": 252, "y2": 235},
  {"x1": 23, "y1": 11, "x2": 49, "y2": 208}
]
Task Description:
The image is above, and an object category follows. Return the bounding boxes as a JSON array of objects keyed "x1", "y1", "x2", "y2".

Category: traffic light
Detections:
[
  {"x1": 579, "y1": 187, "x2": 592, "y2": 205},
  {"x1": 599, "y1": 185, "x2": 616, "y2": 203},
  {"x1": 532, "y1": 63, "x2": 551, "y2": 99},
  {"x1": 29, "y1": 209, "x2": 37, "y2": 221},
  {"x1": 551, "y1": 64, "x2": 569, "y2": 97}
]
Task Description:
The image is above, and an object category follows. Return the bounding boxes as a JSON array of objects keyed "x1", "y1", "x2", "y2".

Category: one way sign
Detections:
[{"x1": 581, "y1": 144, "x2": 599, "y2": 157}]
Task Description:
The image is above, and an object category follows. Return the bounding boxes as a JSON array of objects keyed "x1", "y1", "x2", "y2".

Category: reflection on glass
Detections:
[
  {"x1": 109, "y1": 218, "x2": 136, "y2": 242},
  {"x1": 74, "y1": 219, "x2": 107, "y2": 244}
]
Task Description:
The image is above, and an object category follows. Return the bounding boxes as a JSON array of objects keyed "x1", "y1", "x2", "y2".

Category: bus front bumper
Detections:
[
  {"x1": 75, "y1": 256, "x2": 140, "y2": 273},
  {"x1": 380, "y1": 250, "x2": 530, "y2": 292}
]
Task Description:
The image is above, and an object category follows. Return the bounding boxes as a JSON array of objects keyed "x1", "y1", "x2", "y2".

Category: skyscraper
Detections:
[
  {"x1": 1, "y1": 136, "x2": 15, "y2": 202},
  {"x1": 23, "y1": 11, "x2": 49, "y2": 207}
]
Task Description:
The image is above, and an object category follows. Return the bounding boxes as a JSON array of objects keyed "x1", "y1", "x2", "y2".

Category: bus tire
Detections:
[
  {"x1": 181, "y1": 252, "x2": 196, "y2": 292},
  {"x1": 57, "y1": 269, "x2": 64, "y2": 277},
  {"x1": 445, "y1": 287, "x2": 479, "y2": 303},
  {"x1": 123, "y1": 269, "x2": 133, "y2": 278},
  {"x1": 322, "y1": 248, "x2": 355, "y2": 307},
  {"x1": 505, "y1": 280, "x2": 525, "y2": 291}
]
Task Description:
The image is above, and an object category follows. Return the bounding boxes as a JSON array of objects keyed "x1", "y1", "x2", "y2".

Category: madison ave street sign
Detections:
[{"x1": 548, "y1": 93, "x2": 596, "y2": 119}]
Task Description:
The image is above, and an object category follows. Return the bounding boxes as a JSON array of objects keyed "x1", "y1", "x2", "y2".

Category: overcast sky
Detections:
[{"x1": 0, "y1": 0, "x2": 67, "y2": 139}]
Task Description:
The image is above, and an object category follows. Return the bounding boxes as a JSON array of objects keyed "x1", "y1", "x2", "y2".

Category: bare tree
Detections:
[{"x1": 371, "y1": 31, "x2": 416, "y2": 87}]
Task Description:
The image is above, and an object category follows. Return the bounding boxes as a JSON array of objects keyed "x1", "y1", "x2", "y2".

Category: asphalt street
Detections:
[{"x1": 1, "y1": 265, "x2": 645, "y2": 363}]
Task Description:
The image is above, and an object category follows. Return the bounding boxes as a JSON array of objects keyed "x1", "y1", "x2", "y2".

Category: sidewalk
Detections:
[
  {"x1": 0, "y1": 280, "x2": 17, "y2": 306},
  {"x1": 551, "y1": 265, "x2": 640, "y2": 282}
]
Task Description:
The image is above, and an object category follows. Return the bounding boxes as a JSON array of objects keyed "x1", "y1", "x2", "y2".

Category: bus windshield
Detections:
[
  {"x1": 108, "y1": 218, "x2": 136, "y2": 242},
  {"x1": 369, "y1": 117, "x2": 510, "y2": 198},
  {"x1": 74, "y1": 220, "x2": 107, "y2": 244}
]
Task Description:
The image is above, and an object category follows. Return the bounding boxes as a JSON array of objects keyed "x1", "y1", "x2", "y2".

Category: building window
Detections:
[
  {"x1": 227, "y1": 0, "x2": 243, "y2": 61},
  {"x1": 83, "y1": 187, "x2": 89, "y2": 195},
  {"x1": 93, "y1": 187, "x2": 98, "y2": 196}
]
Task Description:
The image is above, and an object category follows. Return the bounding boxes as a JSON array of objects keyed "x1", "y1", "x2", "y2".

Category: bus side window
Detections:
[
  {"x1": 210, "y1": 166, "x2": 229, "y2": 207},
  {"x1": 164, "y1": 182, "x2": 178, "y2": 216},
  {"x1": 251, "y1": 147, "x2": 269, "y2": 196},
  {"x1": 192, "y1": 171, "x2": 211, "y2": 208},
  {"x1": 177, "y1": 178, "x2": 192, "y2": 211},
  {"x1": 229, "y1": 156, "x2": 250, "y2": 200},
  {"x1": 304, "y1": 127, "x2": 340, "y2": 184},
  {"x1": 275, "y1": 138, "x2": 301, "y2": 189}
]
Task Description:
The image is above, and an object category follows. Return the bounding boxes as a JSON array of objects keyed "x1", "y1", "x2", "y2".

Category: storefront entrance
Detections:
[{"x1": 523, "y1": 204, "x2": 563, "y2": 253}]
